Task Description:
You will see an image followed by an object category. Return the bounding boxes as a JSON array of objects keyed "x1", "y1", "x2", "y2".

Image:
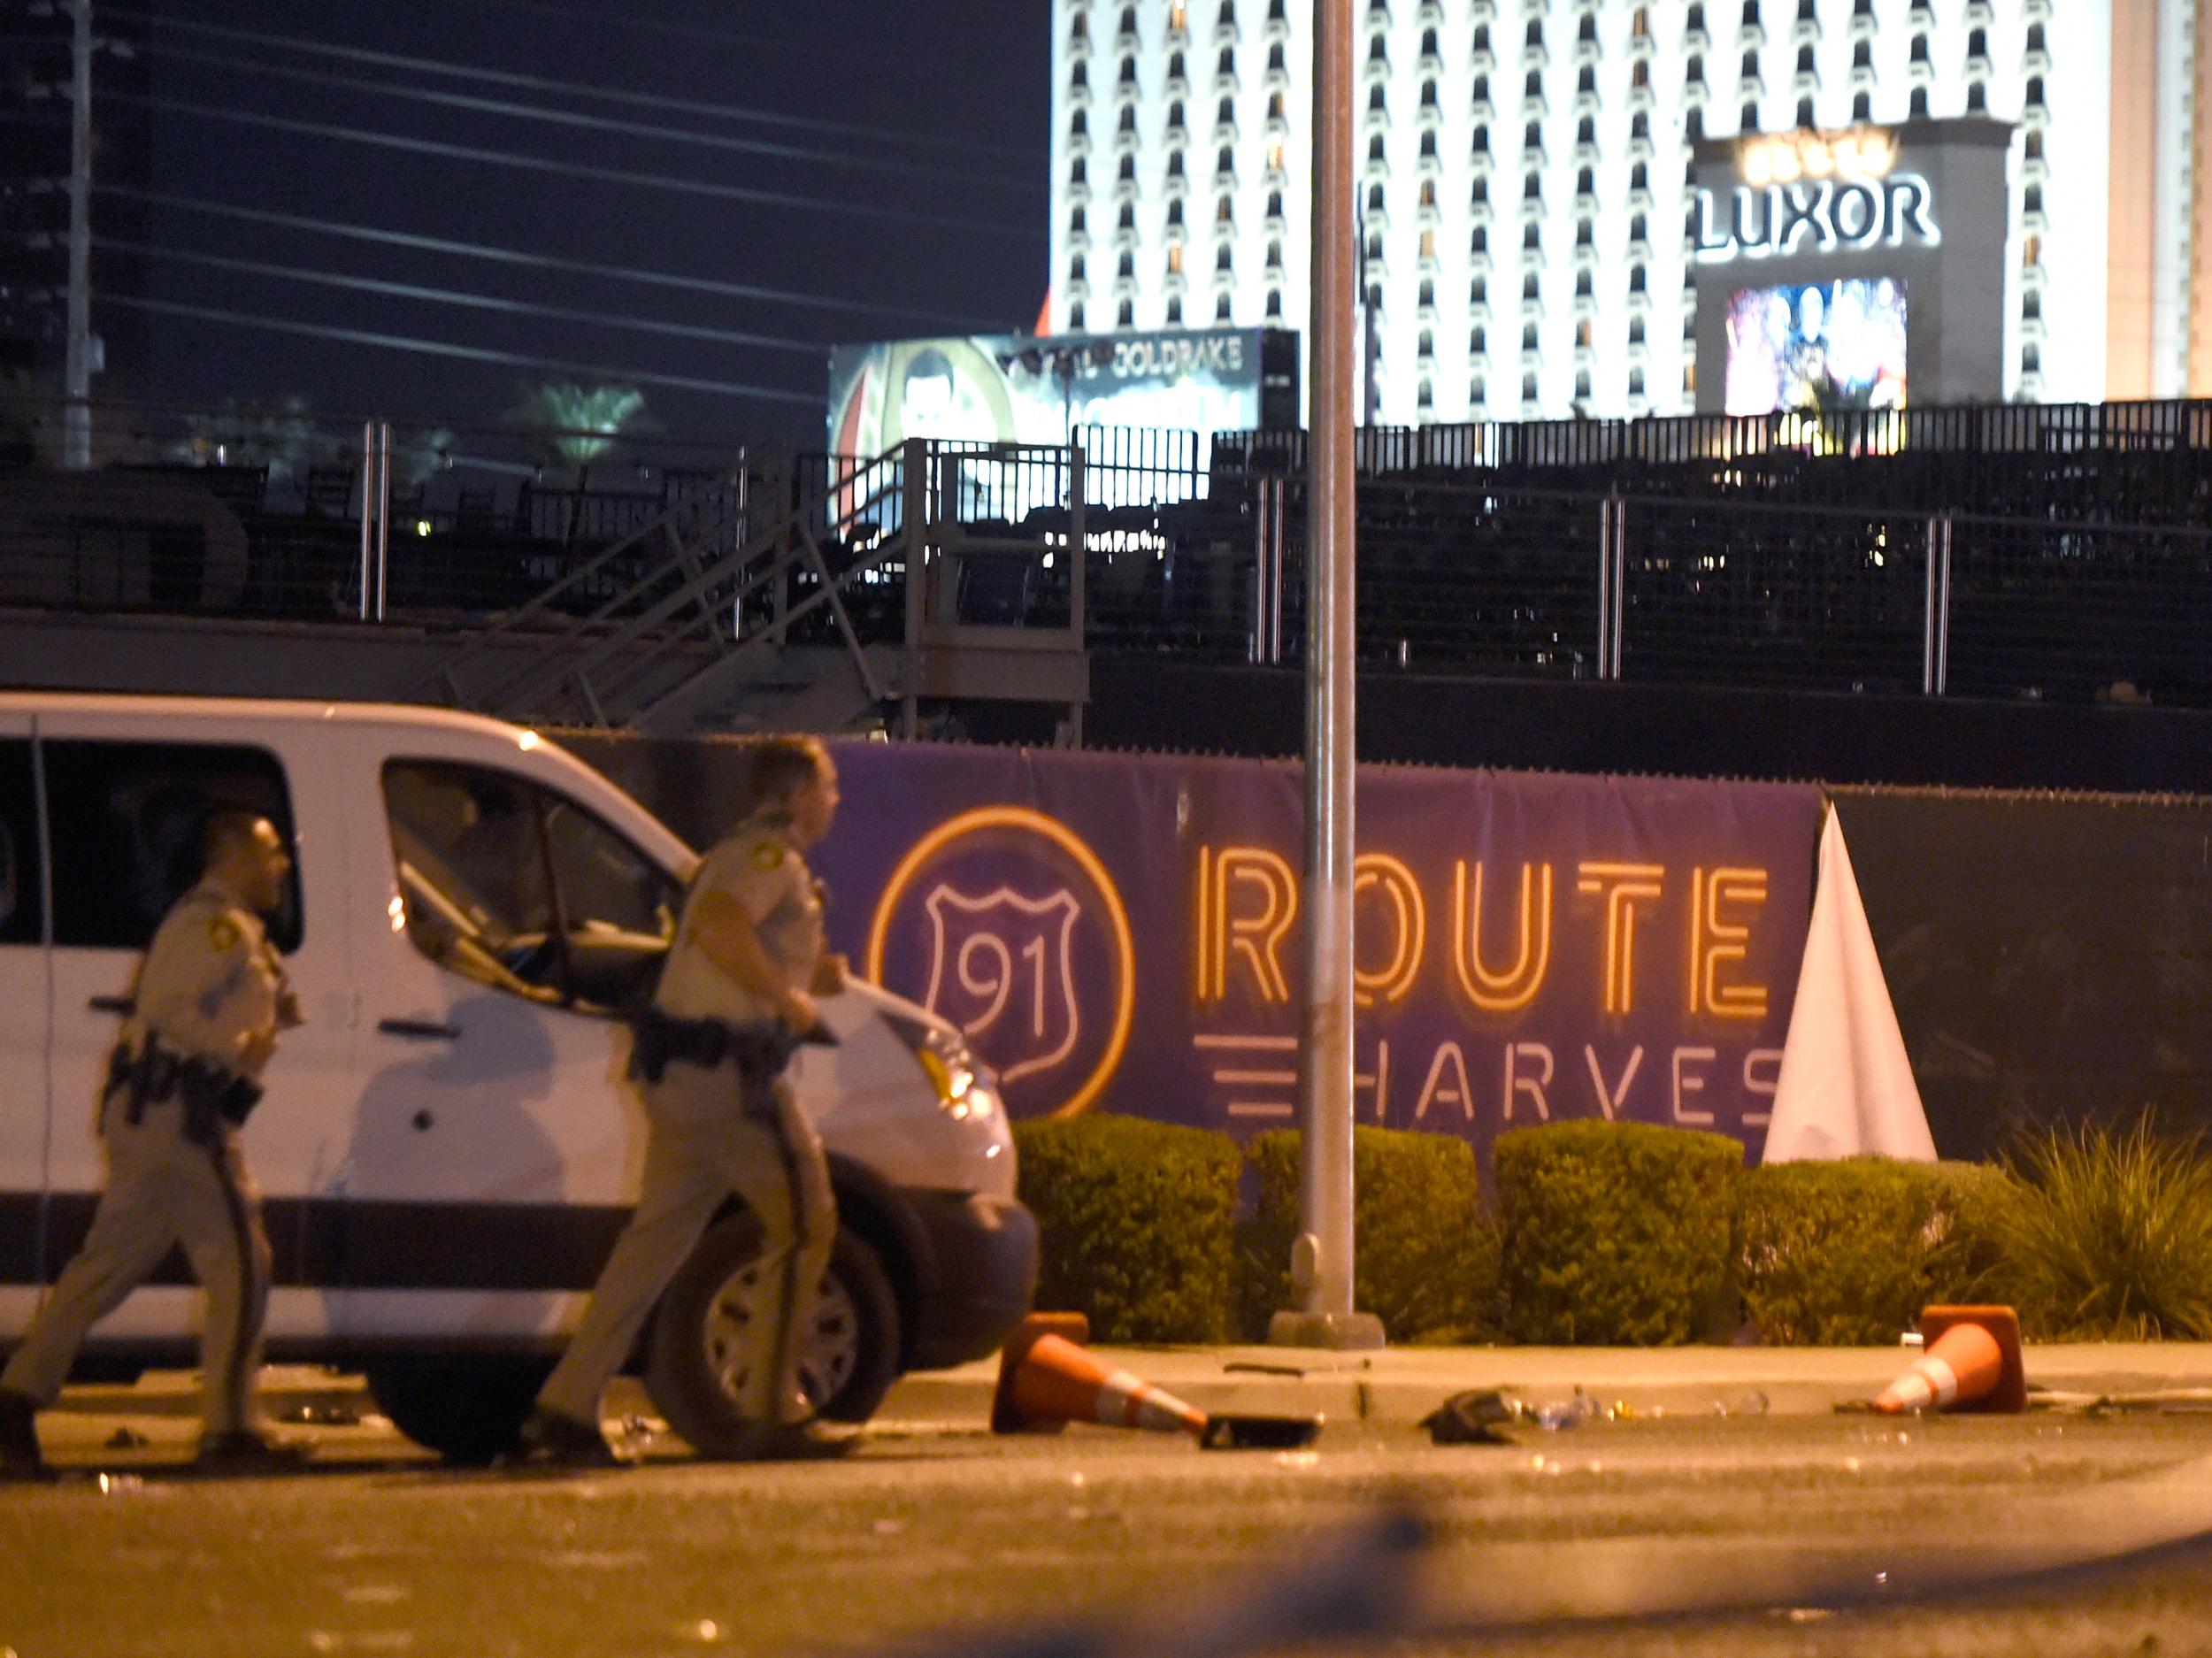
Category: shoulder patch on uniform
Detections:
[
  {"x1": 750, "y1": 840, "x2": 786, "y2": 872},
  {"x1": 207, "y1": 915, "x2": 241, "y2": 950}
]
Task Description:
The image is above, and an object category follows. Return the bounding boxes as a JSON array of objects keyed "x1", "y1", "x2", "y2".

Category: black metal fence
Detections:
[{"x1": 12, "y1": 395, "x2": 2212, "y2": 711}]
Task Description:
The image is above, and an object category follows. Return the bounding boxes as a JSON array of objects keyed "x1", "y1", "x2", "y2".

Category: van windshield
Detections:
[{"x1": 382, "y1": 759, "x2": 678, "y2": 1013}]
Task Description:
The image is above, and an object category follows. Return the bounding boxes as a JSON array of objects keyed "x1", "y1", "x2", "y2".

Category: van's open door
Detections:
[{"x1": 0, "y1": 715, "x2": 50, "y2": 1310}]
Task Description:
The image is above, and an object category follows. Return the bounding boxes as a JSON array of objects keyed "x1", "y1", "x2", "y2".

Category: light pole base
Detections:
[{"x1": 1267, "y1": 1309, "x2": 1386, "y2": 1350}]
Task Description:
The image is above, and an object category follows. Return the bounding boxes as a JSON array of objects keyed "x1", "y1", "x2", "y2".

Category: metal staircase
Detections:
[{"x1": 416, "y1": 440, "x2": 1090, "y2": 738}]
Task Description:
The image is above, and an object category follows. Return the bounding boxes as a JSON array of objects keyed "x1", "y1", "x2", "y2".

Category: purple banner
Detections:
[{"x1": 817, "y1": 743, "x2": 1824, "y2": 1163}]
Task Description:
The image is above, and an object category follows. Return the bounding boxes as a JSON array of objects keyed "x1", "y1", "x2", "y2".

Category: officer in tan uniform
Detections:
[
  {"x1": 0, "y1": 811, "x2": 306, "y2": 1478},
  {"x1": 519, "y1": 738, "x2": 846, "y2": 1466}
]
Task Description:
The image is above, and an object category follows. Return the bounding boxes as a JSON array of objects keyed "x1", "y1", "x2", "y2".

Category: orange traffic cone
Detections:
[
  {"x1": 989, "y1": 1312, "x2": 1091, "y2": 1435},
  {"x1": 993, "y1": 1333, "x2": 1209, "y2": 1437},
  {"x1": 1871, "y1": 1305, "x2": 2027, "y2": 1416}
]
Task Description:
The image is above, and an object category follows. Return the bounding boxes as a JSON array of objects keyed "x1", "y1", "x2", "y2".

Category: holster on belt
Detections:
[
  {"x1": 627, "y1": 1007, "x2": 795, "y2": 1088},
  {"x1": 105, "y1": 1036, "x2": 264, "y2": 1146}
]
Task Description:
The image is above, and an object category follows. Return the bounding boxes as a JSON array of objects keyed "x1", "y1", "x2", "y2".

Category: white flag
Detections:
[{"x1": 1763, "y1": 804, "x2": 1936, "y2": 1163}]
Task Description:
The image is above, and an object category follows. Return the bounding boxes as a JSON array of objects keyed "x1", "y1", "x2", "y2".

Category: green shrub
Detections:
[
  {"x1": 1013, "y1": 1114, "x2": 1241, "y2": 1343},
  {"x1": 1740, "y1": 1159, "x2": 2009, "y2": 1345},
  {"x1": 1239, "y1": 1127, "x2": 1501, "y2": 1343},
  {"x1": 1496, "y1": 1121, "x2": 1744, "y2": 1346},
  {"x1": 1986, "y1": 1118, "x2": 2212, "y2": 1340}
]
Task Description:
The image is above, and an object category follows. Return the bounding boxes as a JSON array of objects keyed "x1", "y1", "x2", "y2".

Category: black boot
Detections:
[
  {"x1": 511, "y1": 1407, "x2": 627, "y2": 1470},
  {"x1": 0, "y1": 1387, "x2": 54, "y2": 1483},
  {"x1": 193, "y1": 1427, "x2": 313, "y2": 1474}
]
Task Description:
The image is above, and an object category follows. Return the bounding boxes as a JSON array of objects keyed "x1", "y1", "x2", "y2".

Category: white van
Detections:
[{"x1": 0, "y1": 694, "x2": 1037, "y2": 1462}]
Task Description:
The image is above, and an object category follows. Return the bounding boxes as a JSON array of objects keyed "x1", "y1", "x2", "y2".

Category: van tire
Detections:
[
  {"x1": 644, "y1": 1218, "x2": 901, "y2": 1455},
  {"x1": 365, "y1": 1358, "x2": 551, "y2": 1466}
]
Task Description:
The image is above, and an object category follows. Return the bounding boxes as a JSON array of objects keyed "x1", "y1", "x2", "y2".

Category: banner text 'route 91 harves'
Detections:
[{"x1": 820, "y1": 743, "x2": 1824, "y2": 1165}]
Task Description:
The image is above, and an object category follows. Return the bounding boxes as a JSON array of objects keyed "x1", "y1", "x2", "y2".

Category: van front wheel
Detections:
[
  {"x1": 644, "y1": 1218, "x2": 900, "y2": 1455},
  {"x1": 365, "y1": 1357, "x2": 551, "y2": 1465}
]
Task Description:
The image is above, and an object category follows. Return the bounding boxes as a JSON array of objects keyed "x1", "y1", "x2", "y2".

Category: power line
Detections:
[
  {"x1": 93, "y1": 236, "x2": 831, "y2": 357},
  {"x1": 126, "y1": 35, "x2": 1040, "y2": 195},
  {"x1": 443, "y1": 0, "x2": 797, "y2": 60},
  {"x1": 99, "y1": 184, "x2": 995, "y2": 331},
  {"x1": 99, "y1": 5, "x2": 1040, "y2": 167},
  {"x1": 104, "y1": 90, "x2": 1038, "y2": 242},
  {"x1": 99, "y1": 294, "x2": 820, "y2": 405}
]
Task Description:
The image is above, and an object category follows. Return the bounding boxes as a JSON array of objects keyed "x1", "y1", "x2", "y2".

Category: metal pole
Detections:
[
  {"x1": 1271, "y1": 0, "x2": 1381, "y2": 1352},
  {"x1": 1253, "y1": 478, "x2": 1272, "y2": 664},
  {"x1": 899, "y1": 438, "x2": 926, "y2": 739},
  {"x1": 61, "y1": 0, "x2": 94, "y2": 470},
  {"x1": 357, "y1": 421, "x2": 374, "y2": 621},
  {"x1": 1922, "y1": 515, "x2": 1939, "y2": 695},
  {"x1": 1597, "y1": 497, "x2": 1615, "y2": 678},
  {"x1": 375, "y1": 420, "x2": 392, "y2": 620}
]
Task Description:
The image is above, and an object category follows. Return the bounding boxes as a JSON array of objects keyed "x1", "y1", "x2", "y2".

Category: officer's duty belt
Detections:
[{"x1": 104, "y1": 1036, "x2": 264, "y2": 1145}]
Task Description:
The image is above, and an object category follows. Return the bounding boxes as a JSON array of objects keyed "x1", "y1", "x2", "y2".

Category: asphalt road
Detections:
[{"x1": 3, "y1": 1385, "x2": 2211, "y2": 1658}]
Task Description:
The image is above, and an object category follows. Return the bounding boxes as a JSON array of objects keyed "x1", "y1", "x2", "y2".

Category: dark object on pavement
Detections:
[
  {"x1": 1200, "y1": 1414, "x2": 1324, "y2": 1451},
  {"x1": 1422, "y1": 1389, "x2": 1518, "y2": 1446},
  {"x1": 511, "y1": 1406, "x2": 628, "y2": 1470},
  {"x1": 104, "y1": 1426, "x2": 150, "y2": 1449},
  {"x1": 192, "y1": 1429, "x2": 313, "y2": 1473},
  {"x1": 0, "y1": 1386, "x2": 53, "y2": 1481},
  {"x1": 281, "y1": 1401, "x2": 360, "y2": 1427}
]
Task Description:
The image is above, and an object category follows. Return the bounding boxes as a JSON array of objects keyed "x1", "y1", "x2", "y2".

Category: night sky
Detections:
[{"x1": 124, "y1": 0, "x2": 1049, "y2": 448}]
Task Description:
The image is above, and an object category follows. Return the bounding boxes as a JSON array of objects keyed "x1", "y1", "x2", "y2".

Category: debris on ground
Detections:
[
  {"x1": 104, "y1": 1427, "x2": 150, "y2": 1449},
  {"x1": 1421, "y1": 1390, "x2": 1517, "y2": 1446}
]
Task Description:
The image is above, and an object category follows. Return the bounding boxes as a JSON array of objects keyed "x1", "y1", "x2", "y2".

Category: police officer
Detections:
[
  {"x1": 0, "y1": 811, "x2": 306, "y2": 1479},
  {"x1": 518, "y1": 737, "x2": 846, "y2": 1466}
]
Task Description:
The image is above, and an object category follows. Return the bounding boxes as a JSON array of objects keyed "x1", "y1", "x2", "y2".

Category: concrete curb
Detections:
[{"x1": 882, "y1": 1342, "x2": 2212, "y2": 1430}]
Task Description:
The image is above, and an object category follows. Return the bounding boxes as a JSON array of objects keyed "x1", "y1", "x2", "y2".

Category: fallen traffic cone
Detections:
[
  {"x1": 993, "y1": 1332, "x2": 1208, "y2": 1437},
  {"x1": 989, "y1": 1312, "x2": 1091, "y2": 1434},
  {"x1": 1871, "y1": 1305, "x2": 2027, "y2": 1416}
]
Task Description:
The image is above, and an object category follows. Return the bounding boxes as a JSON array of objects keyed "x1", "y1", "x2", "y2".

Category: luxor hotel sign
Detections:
[{"x1": 1692, "y1": 126, "x2": 1941, "y2": 265}]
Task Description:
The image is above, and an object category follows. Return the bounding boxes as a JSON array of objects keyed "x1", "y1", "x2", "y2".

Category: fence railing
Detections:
[
  {"x1": 1211, "y1": 398, "x2": 2212, "y2": 480},
  {"x1": 11, "y1": 399, "x2": 2212, "y2": 713},
  {"x1": 1084, "y1": 479, "x2": 2212, "y2": 709}
]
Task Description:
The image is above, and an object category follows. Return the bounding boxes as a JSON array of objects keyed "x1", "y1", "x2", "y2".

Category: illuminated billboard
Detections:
[
  {"x1": 826, "y1": 327, "x2": 1297, "y2": 457},
  {"x1": 1724, "y1": 278, "x2": 1908, "y2": 418}
]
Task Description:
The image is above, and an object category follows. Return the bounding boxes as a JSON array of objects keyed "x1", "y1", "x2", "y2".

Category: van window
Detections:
[
  {"x1": 0, "y1": 741, "x2": 40, "y2": 947},
  {"x1": 383, "y1": 761, "x2": 678, "y2": 1015},
  {"x1": 42, "y1": 741, "x2": 301, "y2": 952}
]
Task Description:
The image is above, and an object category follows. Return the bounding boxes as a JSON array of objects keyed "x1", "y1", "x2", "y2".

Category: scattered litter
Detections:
[
  {"x1": 1272, "y1": 1450, "x2": 1319, "y2": 1470},
  {"x1": 95, "y1": 1472, "x2": 143, "y2": 1495},
  {"x1": 1223, "y1": 1357, "x2": 1370, "y2": 1377},
  {"x1": 1602, "y1": 1400, "x2": 1642, "y2": 1422},
  {"x1": 104, "y1": 1427, "x2": 150, "y2": 1449},
  {"x1": 1901, "y1": 1331, "x2": 1925, "y2": 1349},
  {"x1": 1843, "y1": 1456, "x2": 1863, "y2": 1474},
  {"x1": 1421, "y1": 1389, "x2": 1517, "y2": 1447},
  {"x1": 307, "y1": 1632, "x2": 413, "y2": 1654},
  {"x1": 1533, "y1": 1390, "x2": 1596, "y2": 1431},
  {"x1": 284, "y1": 1401, "x2": 360, "y2": 1427},
  {"x1": 1201, "y1": 1414, "x2": 1323, "y2": 1451}
]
